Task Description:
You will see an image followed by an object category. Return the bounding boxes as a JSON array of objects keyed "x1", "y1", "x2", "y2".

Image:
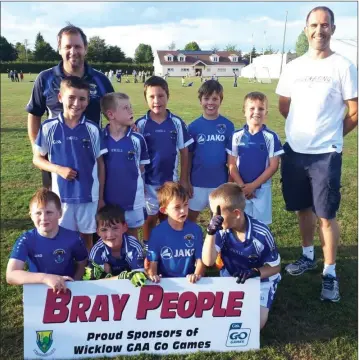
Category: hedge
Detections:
[{"x1": 1, "y1": 62, "x2": 154, "y2": 74}]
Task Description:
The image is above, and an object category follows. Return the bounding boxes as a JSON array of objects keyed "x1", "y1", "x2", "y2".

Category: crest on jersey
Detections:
[
  {"x1": 89, "y1": 83, "x2": 97, "y2": 97},
  {"x1": 128, "y1": 150, "x2": 136, "y2": 160},
  {"x1": 217, "y1": 124, "x2": 226, "y2": 134},
  {"x1": 260, "y1": 143, "x2": 266, "y2": 151},
  {"x1": 184, "y1": 234, "x2": 195, "y2": 248},
  {"x1": 82, "y1": 138, "x2": 91, "y2": 149},
  {"x1": 53, "y1": 249, "x2": 65, "y2": 264},
  {"x1": 170, "y1": 130, "x2": 177, "y2": 140},
  {"x1": 36, "y1": 330, "x2": 53, "y2": 354}
]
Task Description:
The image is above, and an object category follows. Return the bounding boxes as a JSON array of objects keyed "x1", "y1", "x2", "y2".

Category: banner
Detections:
[{"x1": 24, "y1": 277, "x2": 260, "y2": 359}]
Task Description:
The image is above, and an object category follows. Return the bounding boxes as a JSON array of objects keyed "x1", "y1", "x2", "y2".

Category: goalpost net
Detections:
[{"x1": 255, "y1": 67, "x2": 272, "y2": 84}]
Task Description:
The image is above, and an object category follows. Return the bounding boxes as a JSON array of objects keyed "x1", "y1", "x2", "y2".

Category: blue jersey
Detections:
[
  {"x1": 135, "y1": 110, "x2": 193, "y2": 186},
  {"x1": 215, "y1": 214, "x2": 280, "y2": 282},
  {"x1": 227, "y1": 125, "x2": 283, "y2": 186},
  {"x1": 34, "y1": 113, "x2": 108, "y2": 204},
  {"x1": 89, "y1": 234, "x2": 144, "y2": 276},
  {"x1": 188, "y1": 115, "x2": 234, "y2": 188},
  {"x1": 10, "y1": 227, "x2": 87, "y2": 277},
  {"x1": 26, "y1": 61, "x2": 114, "y2": 125},
  {"x1": 147, "y1": 220, "x2": 203, "y2": 277},
  {"x1": 103, "y1": 126, "x2": 150, "y2": 210}
]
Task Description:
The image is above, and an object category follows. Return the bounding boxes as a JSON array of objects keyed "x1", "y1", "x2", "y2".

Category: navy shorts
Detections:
[{"x1": 280, "y1": 143, "x2": 342, "y2": 219}]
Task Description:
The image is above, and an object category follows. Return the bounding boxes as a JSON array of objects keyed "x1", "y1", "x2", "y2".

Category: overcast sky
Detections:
[{"x1": 1, "y1": 2, "x2": 357, "y2": 57}]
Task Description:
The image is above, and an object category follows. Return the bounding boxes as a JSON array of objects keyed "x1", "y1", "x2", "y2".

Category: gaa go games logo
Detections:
[
  {"x1": 225, "y1": 323, "x2": 251, "y2": 347},
  {"x1": 34, "y1": 330, "x2": 56, "y2": 356}
]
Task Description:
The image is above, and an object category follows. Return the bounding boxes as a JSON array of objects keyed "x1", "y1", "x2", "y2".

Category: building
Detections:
[
  {"x1": 241, "y1": 52, "x2": 297, "y2": 80},
  {"x1": 153, "y1": 50, "x2": 247, "y2": 77}
]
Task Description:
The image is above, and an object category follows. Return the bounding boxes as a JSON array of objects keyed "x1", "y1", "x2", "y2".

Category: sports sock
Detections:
[
  {"x1": 302, "y1": 245, "x2": 314, "y2": 260},
  {"x1": 323, "y1": 263, "x2": 336, "y2": 278}
]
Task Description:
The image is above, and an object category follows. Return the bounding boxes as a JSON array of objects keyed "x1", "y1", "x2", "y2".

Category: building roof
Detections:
[{"x1": 157, "y1": 50, "x2": 246, "y2": 66}]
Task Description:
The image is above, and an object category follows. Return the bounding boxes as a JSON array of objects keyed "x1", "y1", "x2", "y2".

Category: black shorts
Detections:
[{"x1": 280, "y1": 143, "x2": 342, "y2": 219}]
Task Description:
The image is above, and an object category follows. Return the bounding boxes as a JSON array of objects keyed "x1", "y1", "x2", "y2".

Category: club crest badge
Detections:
[
  {"x1": 36, "y1": 330, "x2": 53, "y2": 354},
  {"x1": 217, "y1": 124, "x2": 226, "y2": 134}
]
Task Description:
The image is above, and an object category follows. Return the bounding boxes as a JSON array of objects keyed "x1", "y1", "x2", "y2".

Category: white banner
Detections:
[{"x1": 24, "y1": 277, "x2": 260, "y2": 359}]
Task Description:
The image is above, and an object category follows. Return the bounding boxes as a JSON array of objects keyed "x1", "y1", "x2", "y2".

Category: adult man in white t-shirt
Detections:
[{"x1": 276, "y1": 6, "x2": 357, "y2": 302}]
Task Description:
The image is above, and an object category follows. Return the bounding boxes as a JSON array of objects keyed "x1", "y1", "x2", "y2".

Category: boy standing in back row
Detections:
[
  {"x1": 135, "y1": 76, "x2": 193, "y2": 243},
  {"x1": 187, "y1": 80, "x2": 234, "y2": 222},
  {"x1": 33, "y1": 77, "x2": 107, "y2": 252}
]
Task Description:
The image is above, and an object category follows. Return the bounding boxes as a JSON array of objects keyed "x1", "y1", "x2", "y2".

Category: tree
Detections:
[
  {"x1": 224, "y1": 44, "x2": 237, "y2": 52},
  {"x1": 15, "y1": 42, "x2": 27, "y2": 61},
  {"x1": 0, "y1": 36, "x2": 17, "y2": 61},
  {"x1": 184, "y1": 41, "x2": 201, "y2": 51},
  {"x1": 295, "y1": 30, "x2": 309, "y2": 56},
  {"x1": 168, "y1": 41, "x2": 176, "y2": 50},
  {"x1": 105, "y1": 45, "x2": 126, "y2": 63},
  {"x1": 33, "y1": 32, "x2": 59, "y2": 61},
  {"x1": 263, "y1": 46, "x2": 278, "y2": 55},
  {"x1": 134, "y1": 44, "x2": 154, "y2": 63},
  {"x1": 87, "y1": 36, "x2": 107, "y2": 62},
  {"x1": 243, "y1": 47, "x2": 258, "y2": 63},
  {"x1": 211, "y1": 45, "x2": 219, "y2": 53}
]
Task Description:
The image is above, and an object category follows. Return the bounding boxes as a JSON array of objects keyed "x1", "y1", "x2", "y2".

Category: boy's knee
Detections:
[{"x1": 260, "y1": 306, "x2": 269, "y2": 330}]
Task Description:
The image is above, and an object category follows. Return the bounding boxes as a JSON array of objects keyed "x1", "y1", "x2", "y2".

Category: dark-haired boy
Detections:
[
  {"x1": 135, "y1": 76, "x2": 193, "y2": 243},
  {"x1": 187, "y1": 80, "x2": 234, "y2": 222},
  {"x1": 33, "y1": 77, "x2": 107, "y2": 252}
]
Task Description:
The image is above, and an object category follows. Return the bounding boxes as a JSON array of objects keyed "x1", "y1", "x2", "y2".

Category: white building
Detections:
[
  {"x1": 331, "y1": 38, "x2": 357, "y2": 66},
  {"x1": 153, "y1": 50, "x2": 247, "y2": 77},
  {"x1": 241, "y1": 52, "x2": 297, "y2": 80}
]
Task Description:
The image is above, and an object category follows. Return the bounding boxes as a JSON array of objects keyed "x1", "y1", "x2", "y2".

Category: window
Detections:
[
  {"x1": 181, "y1": 68, "x2": 190, "y2": 72},
  {"x1": 207, "y1": 68, "x2": 211, "y2": 72},
  {"x1": 233, "y1": 68, "x2": 239, "y2": 71},
  {"x1": 212, "y1": 56, "x2": 218, "y2": 62},
  {"x1": 166, "y1": 56, "x2": 173, "y2": 61},
  {"x1": 232, "y1": 57, "x2": 238, "y2": 62},
  {"x1": 179, "y1": 57, "x2": 184, "y2": 62},
  {"x1": 217, "y1": 68, "x2": 226, "y2": 72},
  {"x1": 167, "y1": 68, "x2": 174, "y2": 72}
]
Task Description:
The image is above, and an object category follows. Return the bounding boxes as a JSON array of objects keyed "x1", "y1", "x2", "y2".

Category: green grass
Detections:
[{"x1": 1, "y1": 74, "x2": 357, "y2": 360}]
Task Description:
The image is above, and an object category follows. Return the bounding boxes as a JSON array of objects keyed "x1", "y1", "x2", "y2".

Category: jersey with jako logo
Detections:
[
  {"x1": 34, "y1": 113, "x2": 108, "y2": 203},
  {"x1": 89, "y1": 234, "x2": 144, "y2": 275},
  {"x1": 135, "y1": 110, "x2": 193, "y2": 186},
  {"x1": 215, "y1": 213, "x2": 281, "y2": 282},
  {"x1": 10, "y1": 227, "x2": 88, "y2": 277},
  {"x1": 227, "y1": 125, "x2": 283, "y2": 187},
  {"x1": 188, "y1": 115, "x2": 234, "y2": 187},
  {"x1": 103, "y1": 125, "x2": 150, "y2": 210},
  {"x1": 146, "y1": 219, "x2": 203, "y2": 277}
]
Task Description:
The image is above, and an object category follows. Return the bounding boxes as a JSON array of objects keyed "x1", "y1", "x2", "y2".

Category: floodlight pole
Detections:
[
  {"x1": 263, "y1": 31, "x2": 266, "y2": 55},
  {"x1": 280, "y1": 11, "x2": 288, "y2": 76},
  {"x1": 249, "y1": 33, "x2": 254, "y2": 64}
]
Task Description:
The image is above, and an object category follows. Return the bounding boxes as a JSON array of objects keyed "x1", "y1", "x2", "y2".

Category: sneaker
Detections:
[
  {"x1": 285, "y1": 255, "x2": 317, "y2": 276},
  {"x1": 320, "y1": 274, "x2": 340, "y2": 302}
]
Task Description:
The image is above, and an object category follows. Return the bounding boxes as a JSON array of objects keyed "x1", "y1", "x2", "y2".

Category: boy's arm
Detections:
[
  {"x1": 146, "y1": 261, "x2": 161, "y2": 283},
  {"x1": 195, "y1": 259, "x2": 206, "y2": 277},
  {"x1": 97, "y1": 155, "x2": 105, "y2": 208},
  {"x1": 227, "y1": 154, "x2": 244, "y2": 186},
  {"x1": 73, "y1": 259, "x2": 87, "y2": 280},
  {"x1": 33, "y1": 149, "x2": 77, "y2": 180},
  {"x1": 179, "y1": 147, "x2": 189, "y2": 190},
  {"x1": 242, "y1": 156, "x2": 280, "y2": 196},
  {"x1": 187, "y1": 151, "x2": 193, "y2": 198},
  {"x1": 258, "y1": 264, "x2": 281, "y2": 279},
  {"x1": 6, "y1": 259, "x2": 73, "y2": 292},
  {"x1": 202, "y1": 234, "x2": 219, "y2": 267}
]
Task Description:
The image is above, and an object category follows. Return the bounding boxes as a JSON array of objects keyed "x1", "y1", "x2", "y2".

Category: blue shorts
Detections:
[{"x1": 280, "y1": 143, "x2": 342, "y2": 219}]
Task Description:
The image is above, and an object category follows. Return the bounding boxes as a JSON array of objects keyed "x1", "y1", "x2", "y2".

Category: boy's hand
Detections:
[
  {"x1": 43, "y1": 274, "x2": 73, "y2": 294},
  {"x1": 82, "y1": 261, "x2": 112, "y2": 280},
  {"x1": 242, "y1": 183, "x2": 257, "y2": 199},
  {"x1": 187, "y1": 273, "x2": 201, "y2": 283},
  {"x1": 148, "y1": 274, "x2": 161, "y2": 283},
  {"x1": 187, "y1": 182, "x2": 194, "y2": 199},
  {"x1": 207, "y1": 205, "x2": 224, "y2": 235},
  {"x1": 57, "y1": 166, "x2": 77, "y2": 181},
  {"x1": 118, "y1": 270, "x2": 147, "y2": 287},
  {"x1": 233, "y1": 268, "x2": 261, "y2": 284},
  {"x1": 131, "y1": 123, "x2": 139, "y2": 132}
]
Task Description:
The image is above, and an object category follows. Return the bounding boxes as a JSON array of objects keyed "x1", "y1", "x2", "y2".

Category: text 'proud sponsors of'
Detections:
[{"x1": 23, "y1": 278, "x2": 260, "y2": 359}]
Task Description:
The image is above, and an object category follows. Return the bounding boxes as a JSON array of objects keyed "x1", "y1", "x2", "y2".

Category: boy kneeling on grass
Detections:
[
  {"x1": 82, "y1": 204, "x2": 147, "y2": 287},
  {"x1": 202, "y1": 182, "x2": 281, "y2": 329},
  {"x1": 6, "y1": 188, "x2": 88, "y2": 294}
]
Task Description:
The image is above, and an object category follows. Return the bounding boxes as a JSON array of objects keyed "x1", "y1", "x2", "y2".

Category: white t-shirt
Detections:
[{"x1": 276, "y1": 52, "x2": 357, "y2": 154}]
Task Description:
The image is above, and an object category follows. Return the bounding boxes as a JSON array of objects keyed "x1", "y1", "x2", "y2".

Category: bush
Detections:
[{"x1": 0, "y1": 62, "x2": 154, "y2": 74}]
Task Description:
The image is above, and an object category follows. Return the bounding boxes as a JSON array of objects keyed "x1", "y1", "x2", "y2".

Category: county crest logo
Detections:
[
  {"x1": 216, "y1": 123, "x2": 226, "y2": 134},
  {"x1": 34, "y1": 330, "x2": 56, "y2": 356},
  {"x1": 184, "y1": 234, "x2": 195, "y2": 248}
]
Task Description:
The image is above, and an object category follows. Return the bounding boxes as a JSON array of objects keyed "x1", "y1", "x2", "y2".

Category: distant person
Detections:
[
  {"x1": 181, "y1": 76, "x2": 186, "y2": 87},
  {"x1": 6, "y1": 188, "x2": 88, "y2": 292},
  {"x1": 32, "y1": 77, "x2": 107, "y2": 252},
  {"x1": 26, "y1": 23, "x2": 113, "y2": 189},
  {"x1": 233, "y1": 71, "x2": 238, "y2": 87},
  {"x1": 276, "y1": 6, "x2": 358, "y2": 302},
  {"x1": 14, "y1": 70, "x2": 19, "y2": 82},
  {"x1": 20, "y1": 70, "x2": 24, "y2": 81}
]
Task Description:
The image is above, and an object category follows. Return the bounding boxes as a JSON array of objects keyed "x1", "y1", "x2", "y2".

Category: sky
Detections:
[{"x1": 1, "y1": 1, "x2": 357, "y2": 57}]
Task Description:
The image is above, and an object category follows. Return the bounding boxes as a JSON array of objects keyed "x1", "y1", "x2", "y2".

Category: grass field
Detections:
[{"x1": 0, "y1": 73, "x2": 357, "y2": 360}]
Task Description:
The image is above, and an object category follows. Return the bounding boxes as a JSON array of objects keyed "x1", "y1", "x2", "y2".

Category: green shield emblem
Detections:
[{"x1": 36, "y1": 330, "x2": 53, "y2": 354}]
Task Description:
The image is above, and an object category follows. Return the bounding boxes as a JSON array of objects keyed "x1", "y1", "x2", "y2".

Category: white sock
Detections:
[
  {"x1": 323, "y1": 263, "x2": 336, "y2": 277},
  {"x1": 302, "y1": 245, "x2": 314, "y2": 260}
]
